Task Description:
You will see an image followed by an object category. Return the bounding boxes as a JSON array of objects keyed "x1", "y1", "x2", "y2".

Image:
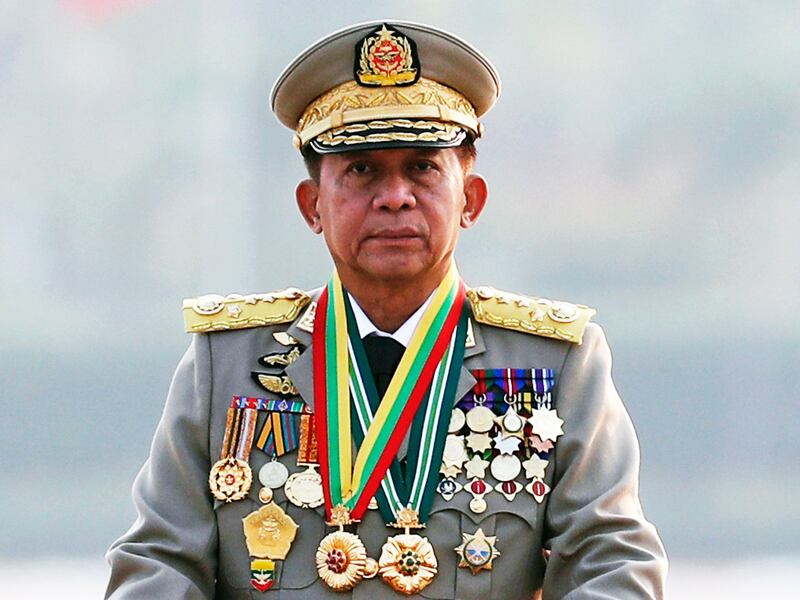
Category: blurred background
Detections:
[{"x1": 2, "y1": 0, "x2": 798, "y2": 597}]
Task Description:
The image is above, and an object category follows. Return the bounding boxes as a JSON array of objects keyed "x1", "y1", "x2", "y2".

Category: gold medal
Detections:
[
  {"x1": 455, "y1": 527, "x2": 500, "y2": 574},
  {"x1": 316, "y1": 505, "x2": 378, "y2": 592},
  {"x1": 285, "y1": 465, "x2": 325, "y2": 509},
  {"x1": 465, "y1": 405, "x2": 494, "y2": 433},
  {"x1": 379, "y1": 506, "x2": 437, "y2": 595},
  {"x1": 209, "y1": 457, "x2": 252, "y2": 503},
  {"x1": 242, "y1": 502, "x2": 299, "y2": 560},
  {"x1": 210, "y1": 406, "x2": 258, "y2": 502}
]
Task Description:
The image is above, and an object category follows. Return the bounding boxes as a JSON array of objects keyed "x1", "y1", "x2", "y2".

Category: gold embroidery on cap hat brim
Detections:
[{"x1": 296, "y1": 78, "x2": 479, "y2": 145}]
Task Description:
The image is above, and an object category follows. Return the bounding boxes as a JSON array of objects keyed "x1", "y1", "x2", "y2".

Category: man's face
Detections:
[{"x1": 296, "y1": 146, "x2": 487, "y2": 288}]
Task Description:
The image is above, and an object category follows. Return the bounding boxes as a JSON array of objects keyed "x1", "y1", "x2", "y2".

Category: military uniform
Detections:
[
  {"x1": 106, "y1": 20, "x2": 666, "y2": 600},
  {"x1": 106, "y1": 287, "x2": 666, "y2": 599}
]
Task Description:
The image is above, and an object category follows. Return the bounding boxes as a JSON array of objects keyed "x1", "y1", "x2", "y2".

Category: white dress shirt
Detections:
[{"x1": 348, "y1": 291, "x2": 435, "y2": 347}]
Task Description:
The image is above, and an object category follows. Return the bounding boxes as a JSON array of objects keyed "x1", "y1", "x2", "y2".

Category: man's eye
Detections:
[
  {"x1": 413, "y1": 161, "x2": 435, "y2": 171},
  {"x1": 348, "y1": 162, "x2": 371, "y2": 174}
]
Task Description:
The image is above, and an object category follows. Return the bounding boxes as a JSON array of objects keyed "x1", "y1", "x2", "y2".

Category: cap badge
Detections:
[{"x1": 355, "y1": 24, "x2": 420, "y2": 87}]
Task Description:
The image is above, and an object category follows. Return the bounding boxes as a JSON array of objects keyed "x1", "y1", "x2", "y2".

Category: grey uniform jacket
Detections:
[{"x1": 106, "y1": 289, "x2": 667, "y2": 600}]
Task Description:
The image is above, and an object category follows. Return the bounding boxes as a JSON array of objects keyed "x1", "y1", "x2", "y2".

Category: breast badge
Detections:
[{"x1": 455, "y1": 528, "x2": 500, "y2": 574}]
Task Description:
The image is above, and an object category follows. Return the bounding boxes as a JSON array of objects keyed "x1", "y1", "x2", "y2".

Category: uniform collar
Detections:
[{"x1": 348, "y1": 291, "x2": 434, "y2": 348}]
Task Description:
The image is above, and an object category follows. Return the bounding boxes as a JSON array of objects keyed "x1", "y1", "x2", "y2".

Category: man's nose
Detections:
[{"x1": 372, "y1": 172, "x2": 417, "y2": 210}]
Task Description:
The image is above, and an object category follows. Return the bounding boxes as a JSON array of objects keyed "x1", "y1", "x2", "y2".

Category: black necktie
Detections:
[{"x1": 361, "y1": 333, "x2": 406, "y2": 398}]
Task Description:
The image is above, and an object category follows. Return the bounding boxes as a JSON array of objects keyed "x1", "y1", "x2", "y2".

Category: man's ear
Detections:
[
  {"x1": 461, "y1": 173, "x2": 488, "y2": 229},
  {"x1": 296, "y1": 179, "x2": 323, "y2": 234}
]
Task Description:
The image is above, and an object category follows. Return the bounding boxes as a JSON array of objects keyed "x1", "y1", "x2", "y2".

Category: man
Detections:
[{"x1": 106, "y1": 20, "x2": 667, "y2": 599}]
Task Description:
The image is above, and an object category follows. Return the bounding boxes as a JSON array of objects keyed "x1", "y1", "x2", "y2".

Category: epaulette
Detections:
[
  {"x1": 466, "y1": 286, "x2": 596, "y2": 344},
  {"x1": 182, "y1": 288, "x2": 311, "y2": 333}
]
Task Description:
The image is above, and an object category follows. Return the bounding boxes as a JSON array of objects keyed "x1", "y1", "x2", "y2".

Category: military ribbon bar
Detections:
[
  {"x1": 231, "y1": 396, "x2": 312, "y2": 414},
  {"x1": 255, "y1": 411, "x2": 299, "y2": 457}
]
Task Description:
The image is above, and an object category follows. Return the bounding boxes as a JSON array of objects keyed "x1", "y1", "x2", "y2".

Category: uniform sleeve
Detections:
[
  {"x1": 542, "y1": 323, "x2": 667, "y2": 599},
  {"x1": 105, "y1": 334, "x2": 218, "y2": 599}
]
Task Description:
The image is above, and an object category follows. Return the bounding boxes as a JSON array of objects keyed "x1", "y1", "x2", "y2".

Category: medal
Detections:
[
  {"x1": 448, "y1": 407, "x2": 466, "y2": 433},
  {"x1": 379, "y1": 506, "x2": 438, "y2": 595},
  {"x1": 465, "y1": 431, "x2": 492, "y2": 453},
  {"x1": 528, "y1": 407, "x2": 564, "y2": 443},
  {"x1": 209, "y1": 457, "x2": 252, "y2": 502},
  {"x1": 285, "y1": 465, "x2": 325, "y2": 508},
  {"x1": 466, "y1": 478, "x2": 492, "y2": 514},
  {"x1": 496, "y1": 406, "x2": 525, "y2": 438},
  {"x1": 315, "y1": 505, "x2": 378, "y2": 592},
  {"x1": 242, "y1": 502, "x2": 299, "y2": 560},
  {"x1": 440, "y1": 463, "x2": 461, "y2": 478},
  {"x1": 498, "y1": 480, "x2": 523, "y2": 501},
  {"x1": 455, "y1": 527, "x2": 500, "y2": 574},
  {"x1": 285, "y1": 412, "x2": 325, "y2": 508},
  {"x1": 210, "y1": 406, "x2": 258, "y2": 502},
  {"x1": 465, "y1": 405, "x2": 494, "y2": 433},
  {"x1": 489, "y1": 454, "x2": 521, "y2": 482},
  {"x1": 528, "y1": 433, "x2": 555, "y2": 454},
  {"x1": 526, "y1": 477, "x2": 551, "y2": 503},
  {"x1": 441, "y1": 434, "x2": 467, "y2": 471},
  {"x1": 250, "y1": 558, "x2": 276, "y2": 592},
  {"x1": 258, "y1": 459, "x2": 289, "y2": 489},
  {"x1": 493, "y1": 431, "x2": 522, "y2": 455},
  {"x1": 464, "y1": 454, "x2": 490, "y2": 479},
  {"x1": 313, "y1": 267, "x2": 469, "y2": 593},
  {"x1": 522, "y1": 454, "x2": 548, "y2": 480},
  {"x1": 436, "y1": 477, "x2": 462, "y2": 501}
]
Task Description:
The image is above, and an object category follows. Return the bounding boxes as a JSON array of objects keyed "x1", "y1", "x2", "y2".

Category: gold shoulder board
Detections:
[
  {"x1": 466, "y1": 286, "x2": 596, "y2": 344},
  {"x1": 183, "y1": 288, "x2": 312, "y2": 333}
]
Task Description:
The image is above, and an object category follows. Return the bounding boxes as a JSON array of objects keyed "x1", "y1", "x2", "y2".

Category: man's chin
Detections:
[{"x1": 356, "y1": 257, "x2": 431, "y2": 284}]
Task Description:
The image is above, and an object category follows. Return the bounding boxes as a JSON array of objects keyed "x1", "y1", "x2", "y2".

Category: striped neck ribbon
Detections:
[{"x1": 313, "y1": 266, "x2": 468, "y2": 522}]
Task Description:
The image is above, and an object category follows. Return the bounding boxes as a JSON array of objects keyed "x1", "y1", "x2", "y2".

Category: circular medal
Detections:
[
  {"x1": 285, "y1": 466, "x2": 325, "y2": 508},
  {"x1": 258, "y1": 486, "x2": 274, "y2": 504},
  {"x1": 466, "y1": 406, "x2": 494, "y2": 433},
  {"x1": 316, "y1": 530, "x2": 374, "y2": 591},
  {"x1": 469, "y1": 496, "x2": 487, "y2": 514},
  {"x1": 379, "y1": 533, "x2": 438, "y2": 595},
  {"x1": 501, "y1": 408, "x2": 524, "y2": 434},
  {"x1": 259, "y1": 460, "x2": 289, "y2": 489},
  {"x1": 490, "y1": 454, "x2": 522, "y2": 482},
  {"x1": 464, "y1": 535, "x2": 492, "y2": 568},
  {"x1": 448, "y1": 408, "x2": 466, "y2": 433},
  {"x1": 209, "y1": 457, "x2": 252, "y2": 502},
  {"x1": 442, "y1": 435, "x2": 467, "y2": 468}
]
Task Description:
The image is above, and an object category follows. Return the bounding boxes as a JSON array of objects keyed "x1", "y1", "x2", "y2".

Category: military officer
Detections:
[{"x1": 106, "y1": 20, "x2": 667, "y2": 599}]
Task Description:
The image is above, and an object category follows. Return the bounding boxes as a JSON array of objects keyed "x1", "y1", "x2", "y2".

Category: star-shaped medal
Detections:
[
  {"x1": 495, "y1": 407, "x2": 525, "y2": 439},
  {"x1": 455, "y1": 528, "x2": 501, "y2": 574},
  {"x1": 528, "y1": 408, "x2": 564, "y2": 443},
  {"x1": 522, "y1": 454, "x2": 549, "y2": 480},
  {"x1": 464, "y1": 454, "x2": 490, "y2": 479},
  {"x1": 466, "y1": 431, "x2": 493, "y2": 453},
  {"x1": 440, "y1": 463, "x2": 462, "y2": 478},
  {"x1": 492, "y1": 432, "x2": 522, "y2": 455}
]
